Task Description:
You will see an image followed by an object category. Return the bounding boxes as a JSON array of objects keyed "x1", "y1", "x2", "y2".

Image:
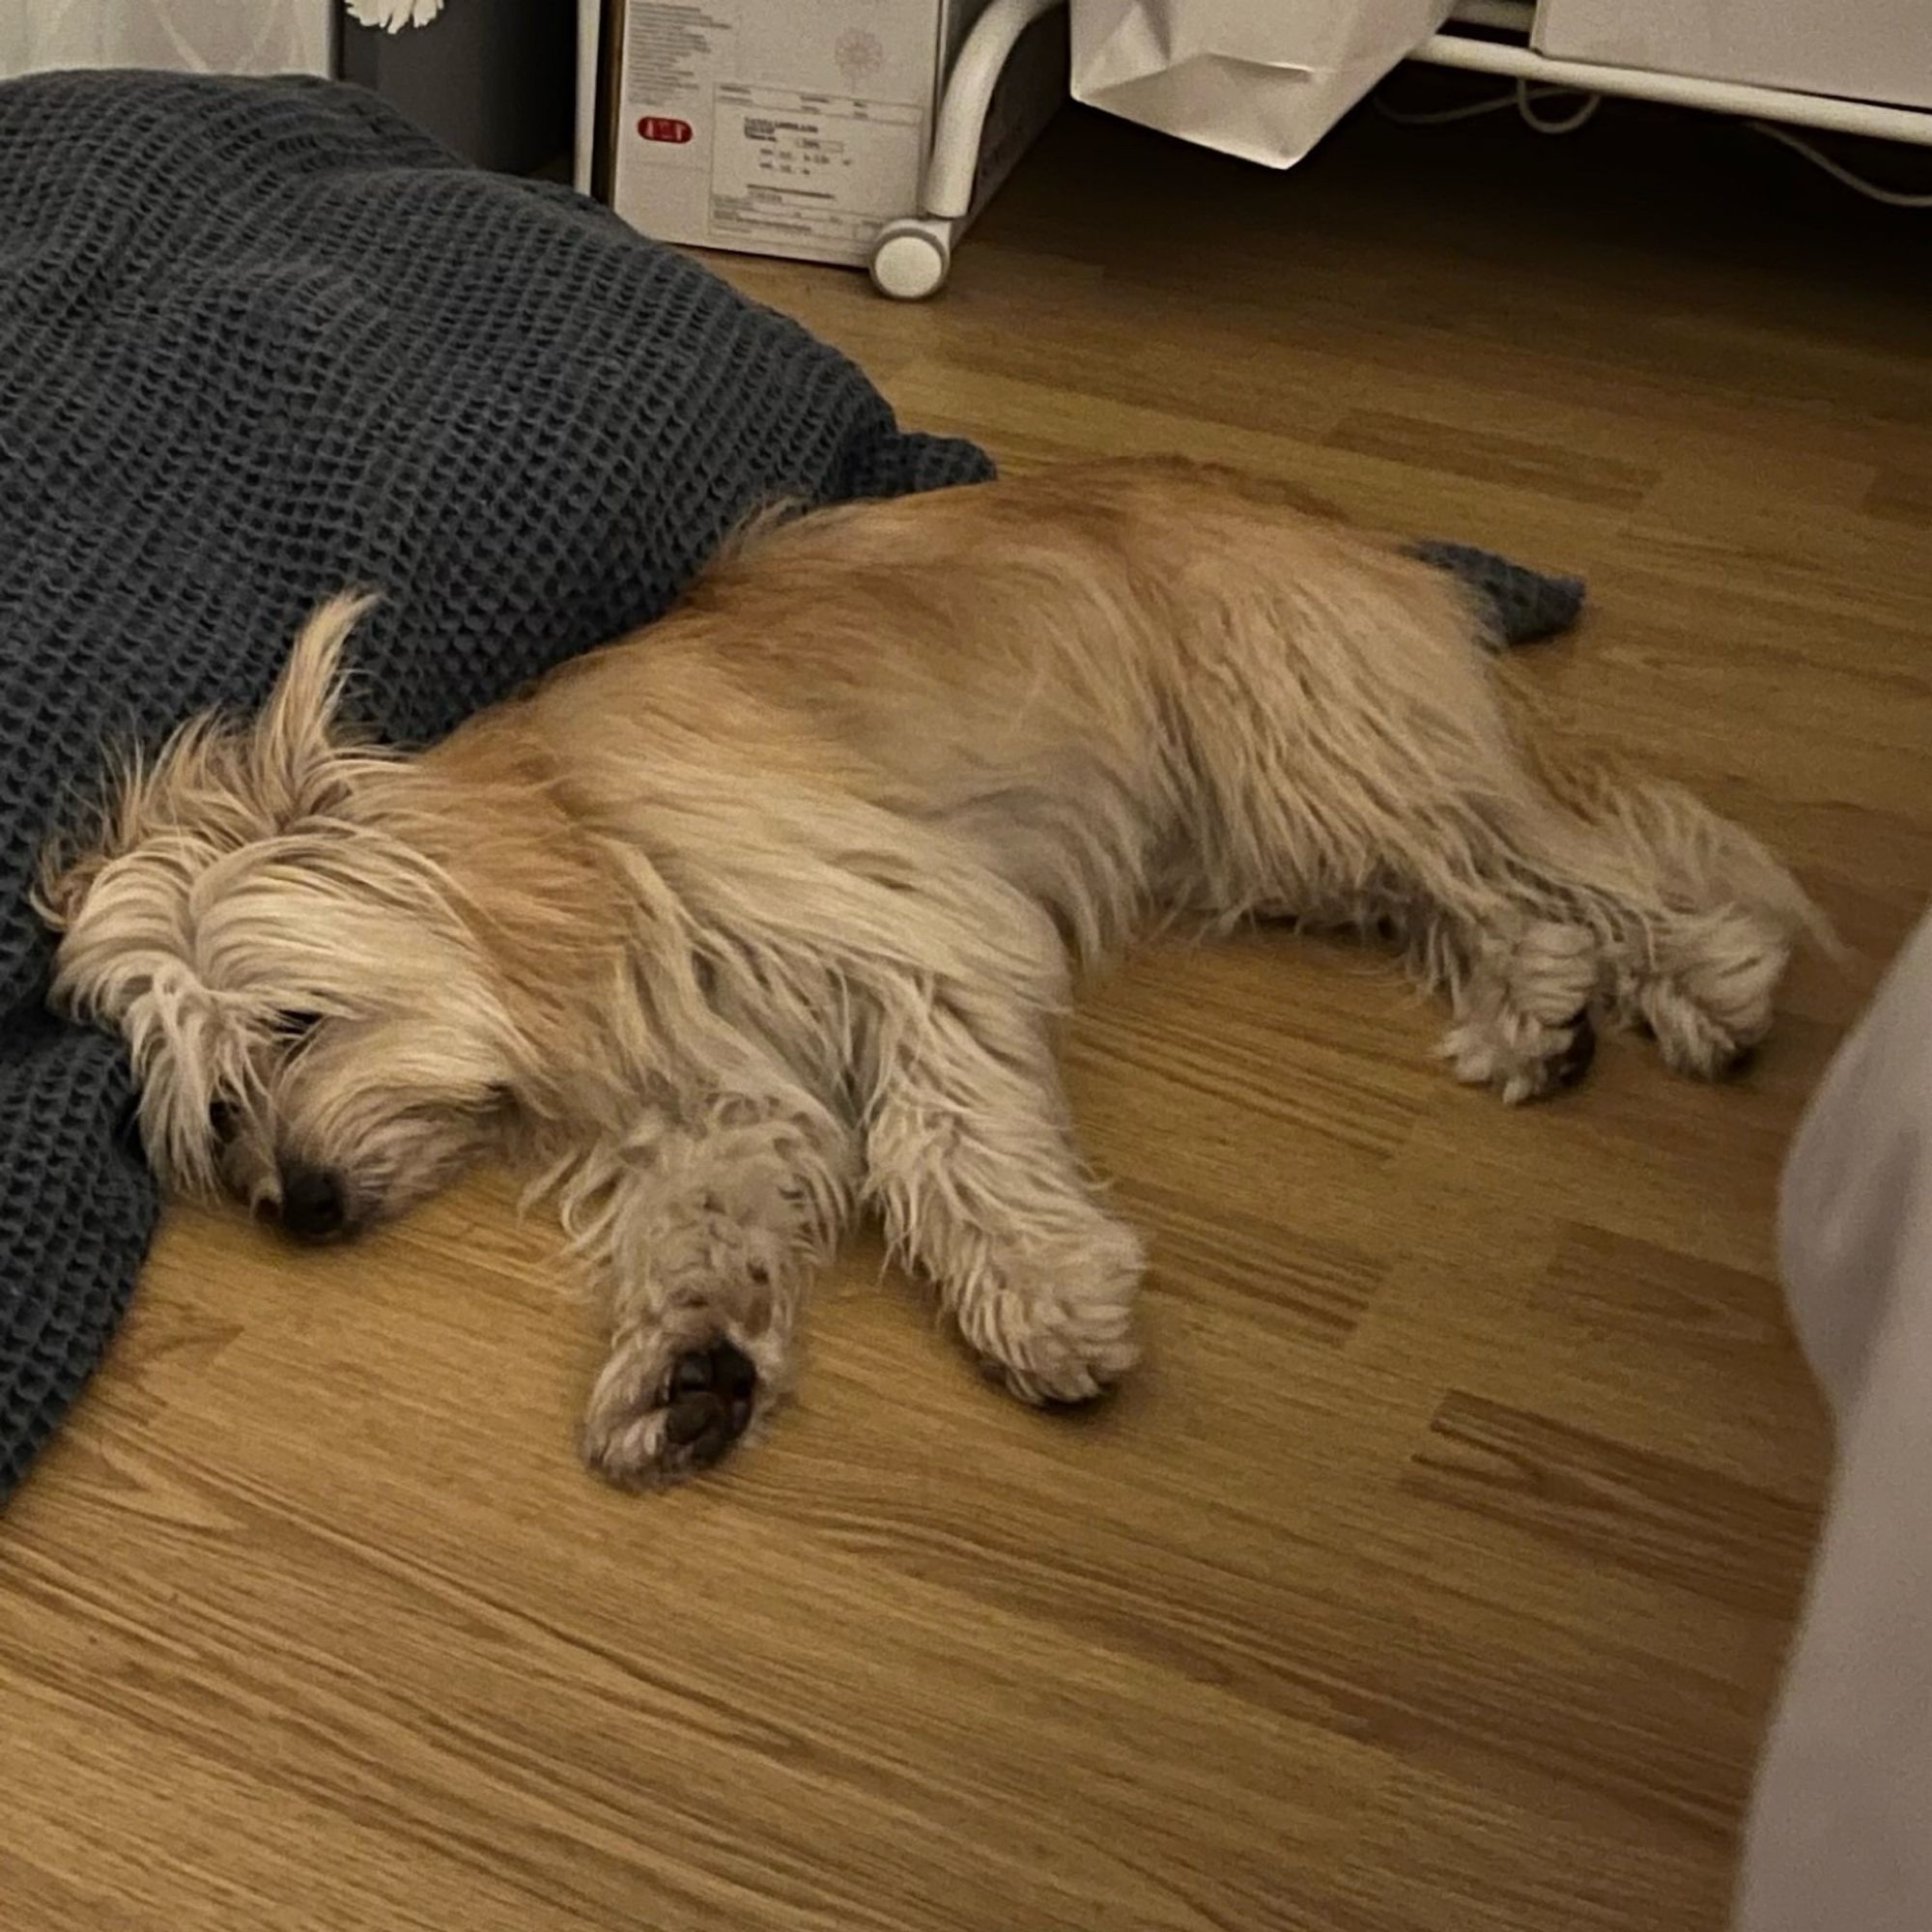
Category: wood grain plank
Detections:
[
  {"x1": 1323, "y1": 409, "x2": 1661, "y2": 509},
  {"x1": 1405, "y1": 1392, "x2": 1815, "y2": 1615}
]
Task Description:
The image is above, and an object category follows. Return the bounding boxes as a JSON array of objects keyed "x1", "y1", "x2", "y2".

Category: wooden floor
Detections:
[{"x1": 8, "y1": 99, "x2": 1932, "y2": 1932}]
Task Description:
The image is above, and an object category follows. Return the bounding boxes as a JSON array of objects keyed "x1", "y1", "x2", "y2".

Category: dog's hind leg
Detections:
[
  {"x1": 567, "y1": 1082, "x2": 857, "y2": 1487},
  {"x1": 1168, "y1": 558, "x2": 1610, "y2": 1098},
  {"x1": 1544, "y1": 770, "x2": 1821, "y2": 1078},
  {"x1": 859, "y1": 976, "x2": 1143, "y2": 1406},
  {"x1": 1399, "y1": 786, "x2": 1812, "y2": 1095},
  {"x1": 1408, "y1": 736, "x2": 1818, "y2": 1089},
  {"x1": 1165, "y1": 538, "x2": 1809, "y2": 1095},
  {"x1": 1423, "y1": 909, "x2": 1602, "y2": 1103}
]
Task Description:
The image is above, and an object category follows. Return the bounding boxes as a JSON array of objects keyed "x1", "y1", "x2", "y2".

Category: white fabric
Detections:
[
  {"x1": 1069, "y1": 0, "x2": 1453, "y2": 168},
  {"x1": 1737, "y1": 906, "x2": 1932, "y2": 1931},
  {"x1": 0, "y1": 1, "x2": 332, "y2": 78}
]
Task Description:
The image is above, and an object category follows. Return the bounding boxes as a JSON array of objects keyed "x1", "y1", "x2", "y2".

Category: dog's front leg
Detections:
[
  {"x1": 862, "y1": 986, "x2": 1144, "y2": 1406},
  {"x1": 572, "y1": 1089, "x2": 857, "y2": 1488}
]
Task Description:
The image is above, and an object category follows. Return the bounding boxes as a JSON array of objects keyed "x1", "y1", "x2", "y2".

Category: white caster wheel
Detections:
[{"x1": 869, "y1": 219, "x2": 952, "y2": 300}]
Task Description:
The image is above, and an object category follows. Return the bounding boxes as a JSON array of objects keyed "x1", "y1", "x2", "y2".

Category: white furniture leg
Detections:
[{"x1": 869, "y1": 0, "x2": 1068, "y2": 299}]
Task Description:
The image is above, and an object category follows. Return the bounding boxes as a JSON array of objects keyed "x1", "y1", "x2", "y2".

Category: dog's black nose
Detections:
[{"x1": 279, "y1": 1164, "x2": 347, "y2": 1243}]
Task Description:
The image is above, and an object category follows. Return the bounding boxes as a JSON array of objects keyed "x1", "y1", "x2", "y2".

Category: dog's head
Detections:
[{"x1": 39, "y1": 596, "x2": 530, "y2": 1241}]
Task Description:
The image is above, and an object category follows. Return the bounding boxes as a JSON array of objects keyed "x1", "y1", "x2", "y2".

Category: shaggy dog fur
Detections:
[{"x1": 39, "y1": 459, "x2": 1819, "y2": 1486}]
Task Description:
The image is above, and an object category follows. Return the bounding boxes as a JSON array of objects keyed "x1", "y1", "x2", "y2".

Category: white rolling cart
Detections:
[{"x1": 863, "y1": 0, "x2": 1932, "y2": 300}]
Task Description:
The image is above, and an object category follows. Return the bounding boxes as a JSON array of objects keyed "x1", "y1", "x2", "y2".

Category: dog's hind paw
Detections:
[
  {"x1": 581, "y1": 1326, "x2": 774, "y2": 1489},
  {"x1": 1439, "y1": 1005, "x2": 1597, "y2": 1103},
  {"x1": 1611, "y1": 915, "x2": 1789, "y2": 1083}
]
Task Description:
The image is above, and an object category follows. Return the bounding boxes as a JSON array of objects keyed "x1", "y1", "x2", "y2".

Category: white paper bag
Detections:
[{"x1": 1070, "y1": 0, "x2": 1454, "y2": 168}]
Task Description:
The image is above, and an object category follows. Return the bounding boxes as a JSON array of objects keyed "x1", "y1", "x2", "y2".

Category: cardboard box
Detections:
[
  {"x1": 1532, "y1": 0, "x2": 1932, "y2": 115},
  {"x1": 603, "y1": 0, "x2": 1062, "y2": 266}
]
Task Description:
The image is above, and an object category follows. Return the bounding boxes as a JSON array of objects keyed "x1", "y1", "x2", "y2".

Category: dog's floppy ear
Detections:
[
  {"x1": 250, "y1": 591, "x2": 379, "y2": 816},
  {"x1": 37, "y1": 593, "x2": 383, "y2": 939},
  {"x1": 35, "y1": 736, "x2": 172, "y2": 933}
]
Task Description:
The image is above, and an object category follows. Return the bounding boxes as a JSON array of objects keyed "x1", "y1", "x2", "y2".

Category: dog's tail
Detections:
[{"x1": 1406, "y1": 539, "x2": 1587, "y2": 649}]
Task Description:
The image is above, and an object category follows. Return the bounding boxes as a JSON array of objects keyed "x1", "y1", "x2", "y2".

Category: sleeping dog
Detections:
[{"x1": 40, "y1": 460, "x2": 1817, "y2": 1485}]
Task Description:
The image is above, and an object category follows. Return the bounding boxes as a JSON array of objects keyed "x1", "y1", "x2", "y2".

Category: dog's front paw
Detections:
[
  {"x1": 581, "y1": 1325, "x2": 774, "y2": 1489},
  {"x1": 958, "y1": 1218, "x2": 1144, "y2": 1406}
]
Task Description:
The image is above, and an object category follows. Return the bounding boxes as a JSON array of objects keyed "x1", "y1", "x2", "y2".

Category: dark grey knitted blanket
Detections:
[{"x1": 0, "y1": 71, "x2": 993, "y2": 1502}]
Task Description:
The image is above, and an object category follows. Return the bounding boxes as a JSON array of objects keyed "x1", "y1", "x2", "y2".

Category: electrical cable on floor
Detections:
[
  {"x1": 1746, "y1": 118, "x2": 1932, "y2": 208},
  {"x1": 1518, "y1": 85, "x2": 1600, "y2": 134}
]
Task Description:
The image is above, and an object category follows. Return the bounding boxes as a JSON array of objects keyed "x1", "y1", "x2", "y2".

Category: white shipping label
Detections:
[{"x1": 708, "y1": 85, "x2": 924, "y2": 250}]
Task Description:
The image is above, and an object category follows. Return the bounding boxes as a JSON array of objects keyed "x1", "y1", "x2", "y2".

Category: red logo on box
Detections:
[{"x1": 638, "y1": 117, "x2": 694, "y2": 144}]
